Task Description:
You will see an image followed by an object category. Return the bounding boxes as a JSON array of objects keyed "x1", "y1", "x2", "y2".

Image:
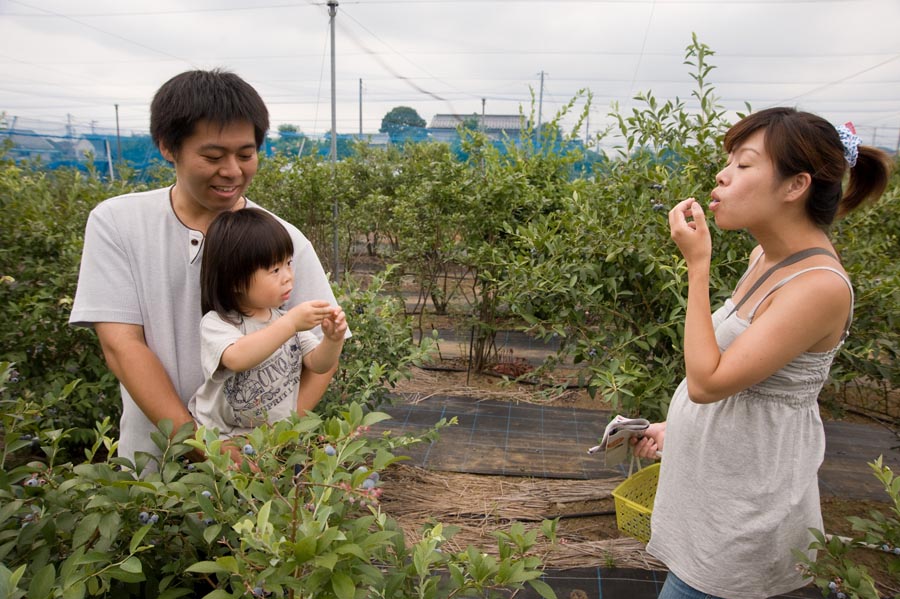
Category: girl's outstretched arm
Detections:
[
  {"x1": 220, "y1": 301, "x2": 333, "y2": 372},
  {"x1": 302, "y1": 307, "x2": 347, "y2": 375}
]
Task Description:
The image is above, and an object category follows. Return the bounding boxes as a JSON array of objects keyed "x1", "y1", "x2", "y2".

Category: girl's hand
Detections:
[
  {"x1": 288, "y1": 300, "x2": 334, "y2": 332},
  {"x1": 669, "y1": 198, "x2": 712, "y2": 267},
  {"x1": 321, "y1": 307, "x2": 347, "y2": 341},
  {"x1": 630, "y1": 422, "x2": 666, "y2": 459}
]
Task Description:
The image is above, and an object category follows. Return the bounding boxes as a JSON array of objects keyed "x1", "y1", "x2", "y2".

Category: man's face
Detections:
[{"x1": 161, "y1": 120, "x2": 259, "y2": 216}]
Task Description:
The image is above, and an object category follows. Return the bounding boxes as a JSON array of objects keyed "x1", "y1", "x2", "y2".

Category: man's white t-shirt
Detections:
[{"x1": 69, "y1": 187, "x2": 340, "y2": 463}]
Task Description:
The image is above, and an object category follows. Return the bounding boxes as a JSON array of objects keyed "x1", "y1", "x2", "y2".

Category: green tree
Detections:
[
  {"x1": 270, "y1": 123, "x2": 308, "y2": 157},
  {"x1": 380, "y1": 106, "x2": 426, "y2": 141}
]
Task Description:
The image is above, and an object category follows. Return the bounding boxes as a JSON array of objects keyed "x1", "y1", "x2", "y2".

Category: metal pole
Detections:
[
  {"x1": 537, "y1": 71, "x2": 545, "y2": 133},
  {"x1": 328, "y1": 0, "x2": 340, "y2": 283},
  {"x1": 114, "y1": 104, "x2": 122, "y2": 163},
  {"x1": 481, "y1": 97, "x2": 485, "y2": 133}
]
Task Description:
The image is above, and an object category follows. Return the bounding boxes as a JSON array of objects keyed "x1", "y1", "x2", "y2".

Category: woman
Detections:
[{"x1": 632, "y1": 108, "x2": 891, "y2": 598}]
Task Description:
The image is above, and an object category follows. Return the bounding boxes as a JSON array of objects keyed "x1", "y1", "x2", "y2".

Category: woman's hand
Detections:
[
  {"x1": 669, "y1": 198, "x2": 712, "y2": 268},
  {"x1": 631, "y1": 422, "x2": 666, "y2": 459}
]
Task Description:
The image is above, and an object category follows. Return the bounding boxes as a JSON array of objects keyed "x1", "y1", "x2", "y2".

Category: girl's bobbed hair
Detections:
[
  {"x1": 201, "y1": 207, "x2": 293, "y2": 322},
  {"x1": 724, "y1": 107, "x2": 892, "y2": 228}
]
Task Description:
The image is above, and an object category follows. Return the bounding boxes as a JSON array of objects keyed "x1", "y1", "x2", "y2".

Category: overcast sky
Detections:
[{"x1": 2, "y1": 0, "x2": 899, "y2": 152}]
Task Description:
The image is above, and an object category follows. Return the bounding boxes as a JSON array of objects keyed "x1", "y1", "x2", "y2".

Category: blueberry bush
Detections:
[
  {"x1": 0, "y1": 363, "x2": 557, "y2": 598},
  {"x1": 795, "y1": 456, "x2": 900, "y2": 599}
]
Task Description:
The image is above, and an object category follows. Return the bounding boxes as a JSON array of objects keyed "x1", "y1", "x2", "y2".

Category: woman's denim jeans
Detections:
[{"x1": 658, "y1": 571, "x2": 727, "y2": 599}]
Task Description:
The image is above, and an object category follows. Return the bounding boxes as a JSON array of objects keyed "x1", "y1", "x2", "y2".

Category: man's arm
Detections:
[{"x1": 94, "y1": 322, "x2": 195, "y2": 432}]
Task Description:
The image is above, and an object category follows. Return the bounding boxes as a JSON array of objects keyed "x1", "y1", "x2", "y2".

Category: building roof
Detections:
[
  {"x1": 428, "y1": 114, "x2": 528, "y2": 131},
  {"x1": 1, "y1": 129, "x2": 56, "y2": 151}
]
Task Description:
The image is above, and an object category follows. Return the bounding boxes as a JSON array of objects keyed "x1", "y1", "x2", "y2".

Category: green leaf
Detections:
[
  {"x1": 27, "y1": 564, "x2": 55, "y2": 599},
  {"x1": 0, "y1": 564, "x2": 18, "y2": 597},
  {"x1": 0, "y1": 500, "x2": 23, "y2": 527},
  {"x1": 528, "y1": 578, "x2": 558, "y2": 599},
  {"x1": 186, "y1": 561, "x2": 232, "y2": 575},
  {"x1": 61, "y1": 580, "x2": 86, "y2": 599},
  {"x1": 315, "y1": 552, "x2": 338, "y2": 571},
  {"x1": 203, "y1": 523, "x2": 222, "y2": 545},
  {"x1": 108, "y1": 567, "x2": 145, "y2": 583},
  {"x1": 331, "y1": 572, "x2": 356, "y2": 599},
  {"x1": 120, "y1": 556, "x2": 143, "y2": 574},
  {"x1": 293, "y1": 535, "x2": 317, "y2": 563},
  {"x1": 129, "y1": 524, "x2": 152, "y2": 554},
  {"x1": 98, "y1": 512, "x2": 122, "y2": 541},
  {"x1": 72, "y1": 512, "x2": 101, "y2": 549}
]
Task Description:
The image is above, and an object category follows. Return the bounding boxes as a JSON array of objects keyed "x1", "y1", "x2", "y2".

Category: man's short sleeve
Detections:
[{"x1": 69, "y1": 204, "x2": 143, "y2": 328}]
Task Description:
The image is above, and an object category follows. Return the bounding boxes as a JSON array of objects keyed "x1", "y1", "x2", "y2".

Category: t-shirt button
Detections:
[{"x1": 191, "y1": 239, "x2": 199, "y2": 246}]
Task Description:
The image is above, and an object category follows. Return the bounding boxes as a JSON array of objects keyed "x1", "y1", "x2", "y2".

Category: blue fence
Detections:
[{"x1": 2, "y1": 126, "x2": 602, "y2": 180}]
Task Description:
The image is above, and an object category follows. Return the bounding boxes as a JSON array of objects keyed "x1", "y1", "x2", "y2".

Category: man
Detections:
[{"x1": 70, "y1": 69, "x2": 341, "y2": 464}]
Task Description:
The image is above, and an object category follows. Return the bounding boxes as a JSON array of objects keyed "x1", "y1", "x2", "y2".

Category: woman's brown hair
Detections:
[{"x1": 724, "y1": 107, "x2": 892, "y2": 228}]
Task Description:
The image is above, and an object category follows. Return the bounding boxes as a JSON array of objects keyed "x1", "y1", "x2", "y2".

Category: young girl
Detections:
[
  {"x1": 189, "y1": 207, "x2": 347, "y2": 440},
  {"x1": 631, "y1": 108, "x2": 891, "y2": 598}
]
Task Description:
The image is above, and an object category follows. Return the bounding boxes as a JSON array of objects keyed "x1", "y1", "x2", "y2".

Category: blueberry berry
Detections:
[
  {"x1": 201, "y1": 490, "x2": 212, "y2": 498},
  {"x1": 138, "y1": 511, "x2": 150, "y2": 524},
  {"x1": 202, "y1": 517, "x2": 215, "y2": 526},
  {"x1": 24, "y1": 478, "x2": 40, "y2": 487},
  {"x1": 242, "y1": 444, "x2": 255, "y2": 455},
  {"x1": 149, "y1": 514, "x2": 159, "y2": 525},
  {"x1": 367, "y1": 471, "x2": 380, "y2": 483},
  {"x1": 828, "y1": 581, "x2": 837, "y2": 591},
  {"x1": 324, "y1": 444, "x2": 336, "y2": 456},
  {"x1": 362, "y1": 478, "x2": 376, "y2": 490},
  {"x1": 893, "y1": 547, "x2": 900, "y2": 555}
]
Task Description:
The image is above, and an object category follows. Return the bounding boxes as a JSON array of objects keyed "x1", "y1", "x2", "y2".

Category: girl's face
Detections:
[
  {"x1": 241, "y1": 258, "x2": 293, "y2": 319},
  {"x1": 709, "y1": 129, "x2": 786, "y2": 231}
]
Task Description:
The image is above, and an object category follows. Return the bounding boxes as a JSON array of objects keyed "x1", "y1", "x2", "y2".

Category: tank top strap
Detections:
[
  {"x1": 728, "y1": 247, "x2": 838, "y2": 319},
  {"x1": 747, "y1": 267, "x2": 855, "y2": 340}
]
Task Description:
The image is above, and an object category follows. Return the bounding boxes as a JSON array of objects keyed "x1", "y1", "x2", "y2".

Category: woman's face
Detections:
[{"x1": 709, "y1": 129, "x2": 785, "y2": 231}]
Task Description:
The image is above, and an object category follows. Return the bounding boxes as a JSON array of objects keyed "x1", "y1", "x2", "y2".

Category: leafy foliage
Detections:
[
  {"x1": 0, "y1": 154, "x2": 166, "y2": 445},
  {"x1": 0, "y1": 362, "x2": 557, "y2": 598},
  {"x1": 795, "y1": 456, "x2": 900, "y2": 599}
]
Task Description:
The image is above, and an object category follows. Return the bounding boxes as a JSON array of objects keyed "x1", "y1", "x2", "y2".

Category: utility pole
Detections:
[
  {"x1": 481, "y1": 97, "x2": 485, "y2": 133},
  {"x1": 536, "y1": 71, "x2": 545, "y2": 133},
  {"x1": 328, "y1": 0, "x2": 340, "y2": 283},
  {"x1": 359, "y1": 78, "x2": 363, "y2": 136},
  {"x1": 114, "y1": 104, "x2": 122, "y2": 163}
]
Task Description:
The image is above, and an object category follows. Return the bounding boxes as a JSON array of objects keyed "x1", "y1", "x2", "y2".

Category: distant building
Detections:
[
  {"x1": 427, "y1": 114, "x2": 530, "y2": 142},
  {"x1": 352, "y1": 132, "x2": 391, "y2": 148},
  {"x1": 1, "y1": 129, "x2": 60, "y2": 162}
]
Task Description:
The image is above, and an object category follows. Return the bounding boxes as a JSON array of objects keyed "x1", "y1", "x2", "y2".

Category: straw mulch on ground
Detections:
[{"x1": 380, "y1": 464, "x2": 664, "y2": 570}]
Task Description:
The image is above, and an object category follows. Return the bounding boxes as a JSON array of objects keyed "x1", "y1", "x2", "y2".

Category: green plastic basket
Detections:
[{"x1": 611, "y1": 462, "x2": 660, "y2": 543}]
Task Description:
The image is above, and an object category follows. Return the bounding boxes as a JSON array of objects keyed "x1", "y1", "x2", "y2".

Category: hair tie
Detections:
[{"x1": 836, "y1": 122, "x2": 861, "y2": 168}]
